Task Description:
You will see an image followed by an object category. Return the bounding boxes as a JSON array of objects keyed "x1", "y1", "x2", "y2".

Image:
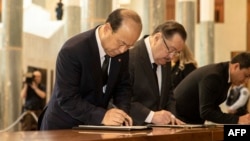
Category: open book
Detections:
[
  {"x1": 150, "y1": 124, "x2": 219, "y2": 128},
  {"x1": 73, "y1": 125, "x2": 152, "y2": 131}
]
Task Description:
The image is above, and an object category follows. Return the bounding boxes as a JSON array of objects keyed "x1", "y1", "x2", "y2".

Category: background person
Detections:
[
  {"x1": 170, "y1": 44, "x2": 197, "y2": 93},
  {"x1": 55, "y1": 0, "x2": 63, "y2": 20},
  {"x1": 169, "y1": 44, "x2": 197, "y2": 114},
  {"x1": 39, "y1": 8, "x2": 142, "y2": 130},
  {"x1": 129, "y1": 20, "x2": 187, "y2": 125},
  {"x1": 20, "y1": 70, "x2": 46, "y2": 131}
]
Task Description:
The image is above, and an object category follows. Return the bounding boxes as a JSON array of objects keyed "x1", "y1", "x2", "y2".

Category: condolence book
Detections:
[
  {"x1": 150, "y1": 124, "x2": 218, "y2": 128},
  {"x1": 73, "y1": 125, "x2": 152, "y2": 131}
]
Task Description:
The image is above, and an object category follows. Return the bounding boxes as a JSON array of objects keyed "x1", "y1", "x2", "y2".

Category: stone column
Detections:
[
  {"x1": 0, "y1": 0, "x2": 23, "y2": 131},
  {"x1": 81, "y1": 0, "x2": 112, "y2": 31},
  {"x1": 148, "y1": 0, "x2": 166, "y2": 33},
  {"x1": 199, "y1": 0, "x2": 214, "y2": 66},
  {"x1": 64, "y1": 0, "x2": 81, "y2": 39},
  {"x1": 176, "y1": 0, "x2": 195, "y2": 53},
  {"x1": 130, "y1": 0, "x2": 166, "y2": 35}
]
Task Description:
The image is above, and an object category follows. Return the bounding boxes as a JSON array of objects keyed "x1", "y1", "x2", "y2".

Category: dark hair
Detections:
[
  {"x1": 105, "y1": 8, "x2": 142, "y2": 32},
  {"x1": 231, "y1": 52, "x2": 250, "y2": 69},
  {"x1": 152, "y1": 20, "x2": 187, "y2": 41}
]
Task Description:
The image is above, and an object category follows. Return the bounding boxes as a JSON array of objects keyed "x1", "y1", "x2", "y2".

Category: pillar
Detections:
[
  {"x1": 64, "y1": 0, "x2": 81, "y2": 39},
  {"x1": 149, "y1": 0, "x2": 166, "y2": 33},
  {"x1": 0, "y1": 0, "x2": 23, "y2": 131},
  {"x1": 199, "y1": 0, "x2": 214, "y2": 66},
  {"x1": 81, "y1": 0, "x2": 112, "y2": 32},
  {"x1": 176, "y1": 0, "x2": 195, "y2": 54},
  {"x1": 130, "y1": 0, "x2": 166, "y2": 35}
]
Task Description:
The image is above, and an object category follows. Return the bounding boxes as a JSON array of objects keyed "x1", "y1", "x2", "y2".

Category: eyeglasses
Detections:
[{"x1": 162, "y1": 37, "x2": 179, "y2": 55}]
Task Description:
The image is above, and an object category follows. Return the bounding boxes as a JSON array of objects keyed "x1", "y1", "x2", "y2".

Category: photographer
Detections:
[{"x1": 20, "y1": 70, "x2": 46, "y2": 131}]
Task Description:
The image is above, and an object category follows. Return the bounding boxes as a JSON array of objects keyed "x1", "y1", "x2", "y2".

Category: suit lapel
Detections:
[
  {"x1": 105, "y1": 56, "x2": 122, "y2": 93},
  {"x1": 88, "y1": 28, "x2": 103, "y2": 94},
  {"x1": 138, "y1": 40, "x2": 160, "y2": 96},
  {"x1": 137, "y1": 38, "x2": 171, "y2": 109},
  {"x1": 159, "y1": 62, "x2": 171, "y2": 109}
]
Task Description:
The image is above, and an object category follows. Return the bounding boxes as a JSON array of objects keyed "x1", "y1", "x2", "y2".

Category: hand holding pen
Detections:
[{"x1": 101, "y1": 104, "x2": 133, "y2": 126}]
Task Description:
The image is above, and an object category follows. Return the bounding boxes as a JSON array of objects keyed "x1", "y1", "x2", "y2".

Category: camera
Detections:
[{"x1": 24, "y1": 72, "x2": 34, "y2": 84}]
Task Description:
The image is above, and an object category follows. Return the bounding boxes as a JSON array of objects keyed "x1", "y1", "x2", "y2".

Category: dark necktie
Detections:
[
  {"x1": 102, "y1": 55, "x2": 110, "y2": 86},
  {"x1": 152, "y1": 63, "x2": 158, "y2": 85}
]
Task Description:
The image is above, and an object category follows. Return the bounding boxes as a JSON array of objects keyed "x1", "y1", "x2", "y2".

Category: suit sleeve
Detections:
[
  {"x1": 128, "y1": 52, "x2": 151, "y2": 125},
  {"x1": 228, "y1": 87, "x2": 249, "y2": 111},
  {"x1": 199, "y1": 74, "x2": 239, "y2": 124},
  {"x1": 55, "y1": 48, "x2": 106, "y2": 125},
  {"x1": 183, "y1": 63, "x2": 196, "y2": 77},
  {"x1": 112, "y1": 52, "x2": 132, "y2": 114}
]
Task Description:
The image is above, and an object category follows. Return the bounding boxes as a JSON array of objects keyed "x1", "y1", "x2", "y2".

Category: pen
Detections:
[{"x1": 111, "y1": 103, "x2": 118, "y2": 108}]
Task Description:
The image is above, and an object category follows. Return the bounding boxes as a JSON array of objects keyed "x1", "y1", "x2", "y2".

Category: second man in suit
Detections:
[{"x1": 129, "y1": 20, "x2": 187, "y2": 125}]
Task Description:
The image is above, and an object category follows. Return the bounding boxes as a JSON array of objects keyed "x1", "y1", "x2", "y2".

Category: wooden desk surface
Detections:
[{"x1": 0, "y1": 127, "x2": 223, "y2": 141}]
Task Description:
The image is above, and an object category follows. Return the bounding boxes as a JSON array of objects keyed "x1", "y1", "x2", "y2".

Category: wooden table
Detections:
[{"x1": 0, "y1": 127, "x2": 223, "y2": 141}]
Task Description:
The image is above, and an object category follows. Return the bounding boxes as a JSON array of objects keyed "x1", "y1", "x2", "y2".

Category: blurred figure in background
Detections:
[
  {"x1": 55, "y1": 0, "x2": 63, "y2": 20},
  {"x1": 20, "y1": 70, "x2": 46, "y2": 131}
]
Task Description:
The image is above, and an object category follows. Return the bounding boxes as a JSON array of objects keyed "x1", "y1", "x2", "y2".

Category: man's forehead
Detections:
[{"x1": 33, "y1": 71, "x2": 41, "y2": 76}]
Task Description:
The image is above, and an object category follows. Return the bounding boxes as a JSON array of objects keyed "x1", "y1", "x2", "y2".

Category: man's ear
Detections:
[
  {"x1": 235, "y1": 63, "x2": 240, "y2": 70},
  {"x1": 232, "y1": 62, "x2": 240, "y2": 71},
  {"x1": 103, "y1": 23, "x2": 112, "y2": 33},
  {"x1": 101, "y1": 23, "x2": 113, "y2": 39},
  {"x1": 154, "y1": 32, "x2": 162, "y2": 42}
]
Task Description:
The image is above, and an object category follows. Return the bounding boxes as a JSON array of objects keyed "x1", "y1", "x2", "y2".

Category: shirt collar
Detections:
[
  {"x1": 95, "y1": 26, "x2": 105, "y2": 59},
  {"x1": 228, "y1": 63, "x2": 231, "y2": 83},
  {"x1": 144, "y1": 36, "x2": 154, "y2": 64}
]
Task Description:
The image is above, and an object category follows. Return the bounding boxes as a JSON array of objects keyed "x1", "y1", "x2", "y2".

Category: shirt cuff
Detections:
[{"x1": 145, "y1": 111, "x2": 154, "y2": 123}]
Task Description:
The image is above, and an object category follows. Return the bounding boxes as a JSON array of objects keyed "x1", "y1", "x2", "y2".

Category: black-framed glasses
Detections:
[{"x1": 162, "y1": 37, "x2": 179, "y2": 55}]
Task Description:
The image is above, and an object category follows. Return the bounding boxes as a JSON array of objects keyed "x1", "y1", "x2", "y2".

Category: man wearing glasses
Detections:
[{"x1": 129, "y1": 20, "x2": 187, "y2": 125}]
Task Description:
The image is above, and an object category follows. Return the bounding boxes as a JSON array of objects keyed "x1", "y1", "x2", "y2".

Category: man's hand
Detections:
[
  {"x1": 169, "y1": 114, "x2": 185, "y2": 125},
  {"x1": 29, "y1": 82, "x2": 46, "y2": 99},
  {"x1": 152, "y1": 110, "x2": 185, "y2": 125},
  {"x1": 238, "y1": 113, "x2": 250, "y2": 124},
  {"x1": 102, "y1": 108, "x2": 132, "y2": 126},
  {"x1": 30, "y1": 81, "x2": 38, "y2": 90},
  {"x1": 228, "y1": 109, "x2": 236, "y2": 114}
]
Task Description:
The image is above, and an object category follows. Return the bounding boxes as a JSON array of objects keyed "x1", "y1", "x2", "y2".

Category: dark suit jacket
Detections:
[
  {"x1": 174, "y1": 62, "x2": 239, "y2": 124},
  {"x1": 170, "y1": 61, "x2": 196, "y2": 91},
  {"x1": 39, "y1": 27, "x2": 131, "y2": 130},
  {"x1": 169, "y1": 62, "x2": 196, "y2": 113},
  {"x1": 129, "y1": 37, "x2": 172, "y2": 125}
]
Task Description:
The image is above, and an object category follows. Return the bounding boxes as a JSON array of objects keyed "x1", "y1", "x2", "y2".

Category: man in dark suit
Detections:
[
  {"x1": 174, "y1": 52, "x2": 250, "y2": 124},
  {"x1": 39, "y1": 8, "x2": 142, "y2": 130},
  {"x1": 129, "y1": 21, "x2": 187, "y2": 125}
]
